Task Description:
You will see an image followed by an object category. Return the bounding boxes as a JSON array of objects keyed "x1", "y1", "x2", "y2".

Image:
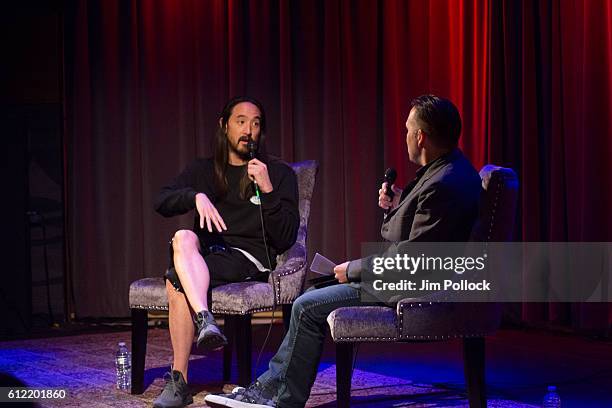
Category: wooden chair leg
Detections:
[
  {"x1": 336, "y1": 342, "x2": 354, "y2": 408},
  {"x1": 463, "y1": 337, "x2": 486, "y2": 408},
  {"x1": 235, "y1": 314, "x2": 252, "y2": 386},
  {"x1": 222, "y1": 315, "x2": 236, "y2": 382},
  {"x1": 131, "y1": 308, "x2": 148, "y2": 394}
]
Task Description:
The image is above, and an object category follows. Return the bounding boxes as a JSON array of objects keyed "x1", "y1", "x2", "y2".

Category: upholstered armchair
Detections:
[
  {"x1": 129, "y1": 160, "x2": 318, "y2": 394},
  {"x1": 327, "y1": 165, "x2": 518, "y2": 408}
]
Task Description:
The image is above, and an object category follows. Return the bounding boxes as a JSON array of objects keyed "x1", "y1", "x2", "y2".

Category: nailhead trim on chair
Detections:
[
  {"x1": 273, "y1": 262, "x2": 305, "y2": 277},
  {"x1": 334, "y1": 335, "x2": 398, "y2": 342},
  {"x1": 486, "y1": 172, "x2": 502, "y2": 242},
  {"x1": 398, "y1": 301, "x2": 430, "y2": 340},
  {"x1": 130, "y1": 304, "x2": 169, "y2": 311},
  {"x1": 129, "y1": 303, "x2": 295, "y2": 315},
  {"x1": 400, "y1": 332, "x2": 488, "y2": 340},
  {"x1": 271, "y1": 260, "x2": 305, "y2": 303},
  {"x1": 397, "y1": 301, "x2": 493, "y2": 340},
  {"x1": 334, "y1": 332, "x2": 490, "y2": 342},
  {"x1": 211, "y1": 306, "x2": 274, "y2": 315}
]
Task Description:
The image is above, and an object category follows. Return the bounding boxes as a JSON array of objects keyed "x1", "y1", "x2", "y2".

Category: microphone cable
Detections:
[
  {"x1": 247, "y1": 141, "x2": 279, "y2": 381},
  {"x1": 253, "y1": 187, "x2": 278, "y2": 381}
]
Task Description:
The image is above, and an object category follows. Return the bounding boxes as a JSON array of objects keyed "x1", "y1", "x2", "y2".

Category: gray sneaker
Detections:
[
  {"x1": 204, "y1": 381, "x2": 275, "y2": 408},
  {"x1": 194, "y1": 310, "x2": 228, "y2": 351},
  {"x1": 153, "y1": 370, "x2": 193, "y2": 408}
]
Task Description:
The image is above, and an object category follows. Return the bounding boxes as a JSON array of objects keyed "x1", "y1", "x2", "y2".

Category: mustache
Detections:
[{"x1": 238, "y1": 136, "x2": 251, "y2": 143}]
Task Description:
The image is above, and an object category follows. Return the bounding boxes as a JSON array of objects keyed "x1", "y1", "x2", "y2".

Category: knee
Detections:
[
  {"x1": 172, "y1": 229, "x2": 199, "y2": 253},
  {"x1": 291, "y1": 295, "x2": 308, "y2": 320}
]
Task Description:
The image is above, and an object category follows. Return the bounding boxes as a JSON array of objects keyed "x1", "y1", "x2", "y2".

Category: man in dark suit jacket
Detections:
[
  {"x1": 346, "y1": 106, "x2": 481, "y2": 282},
  {"x1": 205, "y1": 95, "x2": 482, "y2": 408}
]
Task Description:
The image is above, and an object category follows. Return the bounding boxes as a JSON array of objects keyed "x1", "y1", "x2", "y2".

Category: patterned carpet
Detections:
[{"x1": 0, "y1": 329, "x2": 538, "y2": 407}]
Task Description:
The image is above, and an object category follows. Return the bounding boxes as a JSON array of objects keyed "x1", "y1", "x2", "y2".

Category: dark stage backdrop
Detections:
[{"x1": 64, "y1": 0, "x2": 612, "y2": 329}]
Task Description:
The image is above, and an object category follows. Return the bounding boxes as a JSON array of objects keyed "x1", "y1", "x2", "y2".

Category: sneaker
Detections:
[
  {"x1": 194, "y1": 310, "x2": 228, "y2": 351},
  {"x1": 153, "y1": 370, "x2": 193, "y2": 408},
  {"x1": 204, "y1": 381, "x2": 275, "y2": 408}
]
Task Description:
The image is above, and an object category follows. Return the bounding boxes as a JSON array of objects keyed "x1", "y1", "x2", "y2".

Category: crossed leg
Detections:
[{"x1": 165, "y1": 229, "x2": 212, "y2": 380}]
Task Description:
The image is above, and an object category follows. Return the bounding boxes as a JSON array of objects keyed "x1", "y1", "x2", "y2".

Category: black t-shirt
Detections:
[{"x1": 154, "y1": 157, "x2": 300, "y2": 269}]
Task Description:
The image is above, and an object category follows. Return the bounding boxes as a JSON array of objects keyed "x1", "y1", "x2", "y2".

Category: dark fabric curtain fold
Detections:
[
  {"x1": 64, "y1": 0, "x2": 611, "y2": 331},
  {"x1": 486, "y1": 0, "x2": 612, "y2": 330}
]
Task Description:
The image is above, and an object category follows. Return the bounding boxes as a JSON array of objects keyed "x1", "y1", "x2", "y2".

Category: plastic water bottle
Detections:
[
  {"x1": 115, "y1": 342, "x2": 131, "y2": 390},
  {"x1": 542, "y1": 385, "x2": 561, "y2": 407}
]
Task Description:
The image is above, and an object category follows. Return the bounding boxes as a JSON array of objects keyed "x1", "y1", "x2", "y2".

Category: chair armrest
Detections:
[
  {"x1": 272, "y1": 242, "x2": 307, "y2": 278},
  {"x1": 270, "y1": 242, "x2": 308, "y2": 304}
]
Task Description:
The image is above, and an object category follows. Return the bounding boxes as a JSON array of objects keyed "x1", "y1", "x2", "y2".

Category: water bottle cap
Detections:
[{"x1": 547, "y1": 385, "x2": 557, "y2": 391}]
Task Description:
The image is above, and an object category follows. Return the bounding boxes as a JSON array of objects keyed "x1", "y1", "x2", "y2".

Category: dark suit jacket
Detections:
[{"x1": 347, "y1": 148, "x2": 481, "y2": 282}]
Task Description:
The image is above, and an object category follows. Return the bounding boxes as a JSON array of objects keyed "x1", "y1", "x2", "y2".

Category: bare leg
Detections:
[
  {"x1": 166, "y1": 229, "x2": 212, "y2": 380},
  {"x1": 172, "y1": 230, "x2": 210, "y2": 312},
  {"x1": 166, "y1": 279, "x2": 194, "y2": 380}
]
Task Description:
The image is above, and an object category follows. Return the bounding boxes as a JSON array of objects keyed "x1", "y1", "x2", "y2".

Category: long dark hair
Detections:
[{"x1": 213, "y1": 96, "x2": 268, "y2": 200}]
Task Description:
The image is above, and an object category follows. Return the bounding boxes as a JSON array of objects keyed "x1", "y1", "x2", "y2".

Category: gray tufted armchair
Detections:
[
  {"x1": 128, "y1": 160, "x2": 318, "y2": 394},
  {"x1": 327, "y1": 165, "x2": 518, "y2": 408}
]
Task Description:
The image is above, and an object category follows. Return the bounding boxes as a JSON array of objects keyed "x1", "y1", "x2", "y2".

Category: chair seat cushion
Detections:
[
  {"x1": 327, "y1": 306, "x2": 398, "y2": 342},
  {"x1": 211, "y1": 281, "x2": 274, "y2": 314},
  {"x1": 129, "y1": 278, "x2": 168, "y2": 310},
  {"x1": 129, "y1": 277, "x2": 275, "y2": 314}
]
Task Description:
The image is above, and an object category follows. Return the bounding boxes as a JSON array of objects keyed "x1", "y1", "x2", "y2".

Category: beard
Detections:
[{"x1": 229, "y1": 135, "x2": 252, "y2": 161}]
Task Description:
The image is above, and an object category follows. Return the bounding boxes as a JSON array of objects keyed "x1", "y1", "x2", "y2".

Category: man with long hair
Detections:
[{"x1": 153, "y1": 96, "x2": 299, "y2": 408}]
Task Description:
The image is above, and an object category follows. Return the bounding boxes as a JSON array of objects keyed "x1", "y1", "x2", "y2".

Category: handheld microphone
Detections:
[
  {"x1": 247, "y1": 137, "x2": 257, "y2": 160},
  {"x1": 383, "y1": 167, "x2": 397, "y2": 216},
  {"x1": 247, "y1": 137, "x2": 260, "y2": 197}
]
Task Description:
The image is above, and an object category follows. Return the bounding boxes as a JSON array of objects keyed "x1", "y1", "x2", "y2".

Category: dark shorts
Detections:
[{"x1": 164, "y1": 240, "x2": 269, "y2": 293}]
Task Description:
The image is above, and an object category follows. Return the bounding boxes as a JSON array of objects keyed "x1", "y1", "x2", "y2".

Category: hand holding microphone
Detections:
[
  {"x1": 379, "y1": 168, "x2": 402, "y2": 214},
  {"x1": 246, "y1": 137, "x2": 273, "y2": 194}
]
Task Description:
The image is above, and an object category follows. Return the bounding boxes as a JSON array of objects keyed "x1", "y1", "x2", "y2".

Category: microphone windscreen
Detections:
[
  {"x1": 247, "y1": 139, "x2": 257, "y2": 160},
  {"x1": 384, "y1": 168, "x2": 397, "y2": 185}
]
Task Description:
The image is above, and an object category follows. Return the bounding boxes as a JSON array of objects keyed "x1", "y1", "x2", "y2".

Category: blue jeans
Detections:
[{"x1": 257, "y1": 283, "x2": 363, "y2": 408}]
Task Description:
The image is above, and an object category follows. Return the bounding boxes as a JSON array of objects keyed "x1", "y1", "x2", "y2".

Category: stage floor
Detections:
[{"x1": 0, "y1": 325, "x2": 610, "y2": 407}]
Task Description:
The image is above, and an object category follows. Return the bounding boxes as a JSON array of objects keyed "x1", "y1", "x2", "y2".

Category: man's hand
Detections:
[
  {"x1": 378, "y1": 182, "x2": 402, "y2": 211},
  {"x1": 195, "y1": 193, "x2": 227, "y2": 232},
  {"x1": 247, "y1": 158, "x2": 273, "y2": 193},
  {"x1": 334, "y1": 261, "x2": 350, "y2": 283}
]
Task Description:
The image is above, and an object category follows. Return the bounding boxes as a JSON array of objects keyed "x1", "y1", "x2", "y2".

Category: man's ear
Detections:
[
  {"x1": 416, "y1": 129, "x2": 426, "y2": 148},
  {"x1": 219, "y1": 118, "x2": 225, "y2": 133}
]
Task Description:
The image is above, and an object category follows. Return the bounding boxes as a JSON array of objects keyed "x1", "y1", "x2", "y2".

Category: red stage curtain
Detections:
[{"x1": 64, "y1": 0, "x2": 611, "y2": 330}]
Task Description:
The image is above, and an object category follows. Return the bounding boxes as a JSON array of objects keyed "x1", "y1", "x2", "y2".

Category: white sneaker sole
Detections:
[{"x1": 204, "y1": 394, "x2": 272, "y2": 408}]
